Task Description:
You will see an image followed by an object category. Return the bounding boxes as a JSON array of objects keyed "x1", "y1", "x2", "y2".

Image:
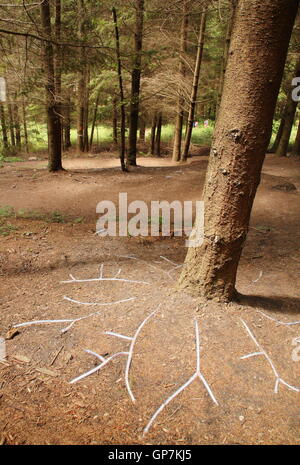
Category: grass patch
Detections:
[
  {"x1": 4, "y1": 156, "x2": 24, "y2": 163},
  {"x1": 0, "y1": 222, "x2": 18, "y2": 236}
]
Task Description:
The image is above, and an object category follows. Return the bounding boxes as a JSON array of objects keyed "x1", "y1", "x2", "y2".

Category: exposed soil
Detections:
[{"x1": 0, "y1": 152, "x2": 300, "y2": 445}]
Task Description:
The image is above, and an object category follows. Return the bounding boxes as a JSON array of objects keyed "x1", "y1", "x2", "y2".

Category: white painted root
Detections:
[
  {"x1": 240, "y1": 319, "x2": 300, "y2": 394},
  {"x1": 14, "y1": 298, "x2": 135, "y2": 333},
  {"x1": 143, "y1": 319, "x2": 218, "y2": 435},
  {"x1": 105, "y1": 307, "x2": 160, "y2": 402},
  {"x1": 257, "y1": 311, "x2": 300, "y2": 326},
  {"x1": 61, "y1": 263, "x2": 150, "y2": 285},
  {"x1": 70, "y1": 307, "x2": 160, "y2": 401}
]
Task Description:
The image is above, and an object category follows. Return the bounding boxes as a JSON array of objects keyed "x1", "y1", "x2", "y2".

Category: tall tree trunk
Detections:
[
  {"x1": 275, "y1": 55, "x2": 300, "y2": 157},
  {"x1": 90, "y1": 91, "x2": 100, "y2": 148},
  {"x1": 292, "y1": 118, "x2": 300, "y2": 156},
  {"x1": 150, "y1": 114, "x2": 157, "y2": 155},
  {"x1": 63, "y1": 92, "x2": 71, "y2": 150},
  {"x1": 181, "y1": 5, "x2": 207, "y2": 162},
  {"x1": 0, "y1": 103, "x2": 8, "y2": 149},
  {"x1": 172, "y1": 2, "x2": 189, "y2": 162},
  {"x1": 139, "y1": 116, "x2": 146, "y2": 141},
  {"x1": 83, "y1": 68, "x2": 90, "y2": 152},
  {"x1": 22, "y1": 101, "x2": 29, "y2": 153},
  {"x1": 13, "y1": 100, "x2": 21, "y2": 149},
  {"x1": 77, "y1": 0, "x2": 88, "y2": 153},
  {"x1": 216, "y1": 0, "x2": 236, "y2": 115},
  {"x1": 55, "y1": 0, "x2": 63, "y2": 153},
  {"x1": 155, "y1": 112, "x2": 162, "y2": 156},
  {"x1": 113, "y1": 97, "x2": 118, "y2": 144},
  {"x1": 270, "y1": 116, "x2": 285, "y2": 152},
  {"x1": 40, "y1": 0, "x2": 63, "y2": 171},
  {"x1": 127, "y1": 0, "x2": 144, "y2": 166},
  {"x1": 112, "y1": 7, "x2": 127, "y2": 172},
  {"x1": 8, "y1": 103, "x2": 15, "y2": 147},
  {"x1": 178, "y1": 0, "x2": 299, "y2": 302}
]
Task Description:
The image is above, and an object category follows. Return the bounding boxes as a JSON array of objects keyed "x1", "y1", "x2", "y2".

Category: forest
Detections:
[{"x1": 0, "y1": 0, "x2": 300, "y2": 448}]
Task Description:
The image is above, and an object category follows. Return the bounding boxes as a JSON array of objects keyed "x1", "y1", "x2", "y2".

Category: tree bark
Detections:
[
  {"x1": 90, "y1": 91, "x2": 100, "y2": 148},
  {"x1": 40, "y1": 0, "x2": 63, "y2": 171},
  {"x1": 270, "y1": 115, "x2": 284, "y2": 152},
  {"x1": 292, "y1": 118, "x2": 300, "y2": 156},
  {"x1": 7, "y1": 104, "x2": 15, "y2": 147},
  {"x1": 112, "y1": 7, "x2": 127, "y2": 172},
  {"x1": 22, "y1": 101, "x2": 29, "y2": 153},
  {"x1": 13, "y1": 100, "x2": 21, "y2": 149},
  {"x1": 172, "y1": 2, "x2": 189, "y2": 162},
  {"x1": 113, "y1": 97, "x2": 118, "y2": 144},
  {"x1": 0, "y1": 103, "x2": 8, "y2": 149},
  {"x1": 54, "y1": 0, "x2": 63, "y2": 153},
  {"x1": 181, "y1": 5, "x2": 207, "y2": 162},
  {"x1": 139, "y1": 116, "x2": 146, "y2": 141},
  {"x1": 275, "y1": 55, "x2": 300, "y2": 157},
  {"x1": 178, "y1": 0, "x2": 299, "y2": 302},
  {"x1": 77, "y1": 0, "x2": 89, "y2": 153},
  {"x1": 150, "y1": 114, "x2": 157, "y2": 155},
  {"x1": 155, "y1": 112, "x2": 162, "y2": 156},
  {"x1": 216, "y1": 0, "x2": 236, "y2": 115},
  {"x1": 127, "y1": 0, "x2": 144, "y2": 166},
  {"x1": 63, "y1": 92, "x2": 71, "y2": 150}
]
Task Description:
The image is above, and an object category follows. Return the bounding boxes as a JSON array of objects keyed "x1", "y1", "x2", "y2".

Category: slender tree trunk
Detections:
[
  {"x1": 63, "y1": 92, "x2": 71, "y2": 150},
  {"x1": 7, "y1": 103, "x2": 15, "y2": 147},
  {"x1": 150, "y1": 114, "x2": 157, "y2": 155},
  {"x1": 275, "y1": 55, "x2": 300, "y2": 157},
  {"x1": 22, "y1": 101, "x2": 29, "y2": 153},
  {"x1": 40, "y1": 0, "x2": 63, "y2": 171},
  {"x1": 55, "y1": 0, "x2": 63, "y2": 153},
  {"x1": 0, "y1": 103, "x2": 8, "y2": 149},
  {"x1": 172, "y1": 2, "x2": 189, "y2": 162},
  {"x1": 83, "y1": 68, "x2": 90, "y2": 152},
  {"x1": 270, "y1": 116, "x2": 285, "y2": 152},
  {"x1": 155, "y1": 112, "x2": 162, "y2": 156},
  {"x1": 127, "y1": 0, "x2": 144, "y2": 166},
  {"x1": 139, "y1": 116, "x2": 146, "y2": 141},
  {"x1": 13, "y1": 100, "x2": 21, "y2": 149},
  {"x1": 292, "y1": 118, "x2": 300, "y2": 156},
  {"x1": 77, "y1": 0, "x2": 88, "y2": 152},
  {"x1": 112, "y1": 7, "x2": 127, "y2": 172},
  {"x1": 90, "y1": 91, "x2": 100, "y2": 148},
  {"x1": 113, "y1": 97, "x2": 118, "y2": 144},
  {"x1": 181, "y1": 6, "x2": 207, "y2": 162},
  {"x1": 178, "y1": 0, "x2": 299, "y2": 302},
  {"x1": 216, "y1": 0, "x2": 236, "y2": 115}
]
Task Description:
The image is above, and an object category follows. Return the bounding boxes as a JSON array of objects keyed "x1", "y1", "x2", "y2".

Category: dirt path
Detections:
[{"x1": 0, "y1": 154, "x2": 300, "y2": 445}]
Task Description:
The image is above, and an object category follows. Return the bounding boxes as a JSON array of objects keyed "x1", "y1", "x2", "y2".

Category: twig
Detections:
[{"x1": 257, "y1": 311, "x2": 300, "y2": 326}]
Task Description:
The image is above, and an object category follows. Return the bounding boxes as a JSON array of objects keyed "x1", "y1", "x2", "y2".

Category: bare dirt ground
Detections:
[{"x1": 0, "y1": 151, "x2": 300, "y2": 445}]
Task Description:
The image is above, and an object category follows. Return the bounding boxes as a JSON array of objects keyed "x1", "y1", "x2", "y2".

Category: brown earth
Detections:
[{"x1": 0, "y1": 152, "x2": 300, "y2": 445}]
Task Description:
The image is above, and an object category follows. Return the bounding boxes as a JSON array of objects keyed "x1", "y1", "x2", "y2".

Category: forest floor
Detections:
[{"x1": 0, "y1": 150, "x2": 300, "y2": 445}]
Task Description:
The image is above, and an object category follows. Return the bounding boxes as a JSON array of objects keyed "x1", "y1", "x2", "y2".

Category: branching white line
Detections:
[
  {"x1": 240, "y1": 319, "x2": 300, "y2": 394},
  {"x1": 14, "y1": 318, "x2": 74, "y2": 328},
  {"x1": 63, "y1": 296, "x2": 135, "y2": 306},
  {"x1": 14, "y1": 298, "x2": 135, "y2": 333},
  {"x1": 105, "y1": 307, "x2": 160, "y2": 402},
  {"x1": 70, "y1": 307, "x2": 160, "y2": 399},
  {"x1": 143, "y1": 319, "x2": 218, "y2": 435},
  {"x1": 69, "y1": 351, "x2": 129, "y2": 384},
  {"x1": 119, "y1": 255, "x2": 173, "y2": 279},
  {"x1": 159, "y1": 256, "x2": 181, "y2": 267},
  {"x1": 257, "y1": 311, "x2": 300, "y2": 326},
  {"x1": 61, "y1": 264, "x2": 150, "y2": 285}
]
